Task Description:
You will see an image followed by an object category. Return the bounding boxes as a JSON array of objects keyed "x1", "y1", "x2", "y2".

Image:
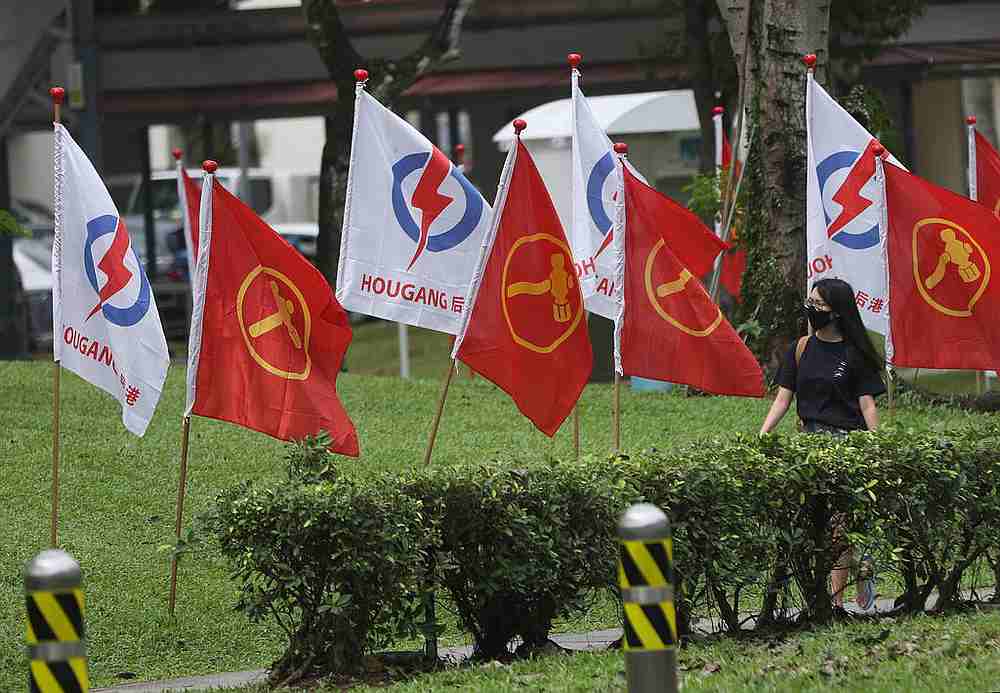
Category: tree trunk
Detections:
[
  {"x1": 717, "y1": 0, "x2": 830, "y2": 364},
  {"x1": 304, "y1": 0, "x2": 473, "y2": 287}
]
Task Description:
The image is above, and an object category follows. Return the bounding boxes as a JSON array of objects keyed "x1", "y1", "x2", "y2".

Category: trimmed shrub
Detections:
[
  {"x1": 203, "y1": 457, "x2": 431, "y2": 685},
  {"x1": 202, "y1": 426, "x2": 1000, "y2": 679}
]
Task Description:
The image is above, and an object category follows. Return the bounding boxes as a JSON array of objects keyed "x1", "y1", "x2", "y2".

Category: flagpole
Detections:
[
  {"x1": 49, "y1": 86, "x2": 65, "y2": 548},
  {"x1": 573, "y1": 404, "x2": 580, "y2": 459},
  {"x1": 967, "y1": 115, "x2": 986, "y2": 397},
  {"x1": 873, "y1": 143, "x2": 896, "y2": 421},
  {"x1": 423, "y1": 359, "x2": 456, "y2": 465},
  {"x1": 613, "y1": 370, "x2": 621, "y2": 453},
  {"x1": 709, "y1": 105, "x2": 726, "y2": 303},
  {"x1": 169, "y1": 158, "x2": 216, "y2": 614},
  {"x1": 611, "y1": 142, "x2": 628, "y2": 454},
  {"x1": 168, "y1": 415, "x2": 191, "y2": 615}
]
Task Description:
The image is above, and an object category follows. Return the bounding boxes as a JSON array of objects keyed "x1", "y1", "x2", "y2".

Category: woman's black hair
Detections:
[{"x1": 813, "y1": 278, "x2": 884, "y2": 374}]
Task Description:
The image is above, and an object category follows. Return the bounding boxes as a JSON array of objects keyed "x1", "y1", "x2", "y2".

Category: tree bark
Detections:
[
  {"x1": 303, "y1": 0, "x2": 474, "y2": 285},
  {"x1": 717, "y1": 0, "x2": 830, "y2": 363}
]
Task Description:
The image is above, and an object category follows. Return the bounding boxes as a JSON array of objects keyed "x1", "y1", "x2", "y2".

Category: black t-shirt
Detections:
[{"x1": 776, "y1": 336, "x2": 886, "y2": 431}]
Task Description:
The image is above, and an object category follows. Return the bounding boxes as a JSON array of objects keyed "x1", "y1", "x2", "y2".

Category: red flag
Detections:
[
  {"x1": 180, "y1": 167, "x2": 201, "y2": 261},
  {"x1": 186, "y1": 175, "x2": 359, "y2": 455},
  {"x1": 618, "y1": 166, "x2": 764, "y2": 397},
  {"x1": 975, "y1": 130, "x2": 1000, "y2": 218},
  {"x1": 720, "y1": 131, "x2": 746, "y2": 301},
  {"x1": 454, "y1": 140, "x2": 592, "y2": 436},
  {"x1": 885, "y1": 163, "x2": 1000, "y2": 370}
]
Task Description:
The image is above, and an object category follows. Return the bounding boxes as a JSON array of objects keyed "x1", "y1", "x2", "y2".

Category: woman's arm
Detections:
[
  {"x1": 760, "y1": 387, "x2": 795, "y2": 435},
  {"x1": 859, "y1": 394, "x2": 879, "y2": 430}
]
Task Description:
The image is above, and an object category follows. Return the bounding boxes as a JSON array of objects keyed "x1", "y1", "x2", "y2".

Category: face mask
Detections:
[{"x1": 805, "y1": 304, "x2": 835, "y2": 331}]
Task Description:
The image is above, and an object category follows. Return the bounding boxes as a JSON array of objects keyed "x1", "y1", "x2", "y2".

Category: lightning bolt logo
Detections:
[
  {"x1": 407, "y1": 148, "x2": 454, "y2": 270},
  {"x1": 87, "y1": 218, "x2": 134, "y2": 320},
  {"x1": 827, "y1": 139, "x2": 881, "y2": 238}
]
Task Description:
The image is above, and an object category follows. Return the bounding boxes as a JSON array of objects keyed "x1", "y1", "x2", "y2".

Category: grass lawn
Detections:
[
  {"x1": 1, "y1": 332, "x2": 998, "y2": 690},
  {"x1": 215, "y1": 609, "x2": 1000, "y2": 692}
]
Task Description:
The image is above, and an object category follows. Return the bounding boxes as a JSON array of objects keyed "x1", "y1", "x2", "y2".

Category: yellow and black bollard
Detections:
[
  {"x1": 25, "y1": 550, "x2": 89, "y2": 693},
  {"x1": 618, "y1": 503, "x2": 678, "y2": 693}
]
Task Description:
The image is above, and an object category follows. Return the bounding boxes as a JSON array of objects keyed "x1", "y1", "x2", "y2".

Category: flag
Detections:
[
  {"x1": 806, "y1": 74, "x2": 905, "y2": 334},
  {"x1": 714, "y1": 109, "x2": 746, "y2": 302},
  {"x1": 453, "y1": 137, "x2": 592, "y2": 436},
  {"x1": 973, "y1": 129, "x2": 1000, "y2": 217},
  {"x1": 52, "y1": 124, "x2": 169, "y2": 435},
  {"x1": 186, "y1": 169, "x2": 359, "y2": 455},
  {"x1": 337, "y1": 82, "x2": 491, "y2": 334},
  {"x1": 569, "y1": 66, "x2": 648, "y2": 320},
  {"x1": 174, "y1": 153, "x2": 201, "y2": 280},
  {"x1": 614, "y1": 165, "x2": 763, "y2": 397},
  {"x1": 884, "y1": 162, "x2": 1000, "y2": 371}
]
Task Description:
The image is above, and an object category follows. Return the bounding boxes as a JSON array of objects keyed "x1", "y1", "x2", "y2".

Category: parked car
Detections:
[{"x1": 106, "y1": 167, "x2": 318, "y2": 280}]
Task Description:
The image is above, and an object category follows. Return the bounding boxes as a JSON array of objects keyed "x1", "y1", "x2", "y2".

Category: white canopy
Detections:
[{"x1": 493, "y1": 90, "x2": 699, "y2": 144}]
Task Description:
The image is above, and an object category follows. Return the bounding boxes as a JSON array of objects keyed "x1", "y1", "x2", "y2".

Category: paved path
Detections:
[{"x1": 93, "y1": 590, "x2": 997, "y2": 693}]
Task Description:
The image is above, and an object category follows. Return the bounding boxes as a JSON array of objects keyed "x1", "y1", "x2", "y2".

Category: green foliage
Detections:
[
  {"x1": 0, "y1": 210, "x2": 28, "y2": 237},
  {"x1": 205, "y1": 425, "x2": 1000, "y2": 679},
  {"x1": 203, "y1": 474, "x2": 431, "y2": 684},
  {"x1": 840, "y1": 85, "x2": 904, "y2": 161},
  {"x1": 422, "y1": 458, "x2": 636, "y2": 659}
]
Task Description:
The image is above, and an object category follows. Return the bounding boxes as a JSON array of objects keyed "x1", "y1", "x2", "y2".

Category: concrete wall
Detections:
[{"x1": 911, "y1": 78, "x2": 966, "y2": 194}]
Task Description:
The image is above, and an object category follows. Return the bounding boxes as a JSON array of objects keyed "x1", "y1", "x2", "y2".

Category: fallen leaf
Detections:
[{"x1": 701, "y1": 662, "x2": 722, "y2": 675}]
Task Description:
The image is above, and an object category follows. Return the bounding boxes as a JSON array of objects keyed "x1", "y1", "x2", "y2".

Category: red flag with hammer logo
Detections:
[
  {"x1": 617, "y1": 166, "x2": 764, "y2": 397},
  {"x1": 453, "y1": 139, "x2": 592, "y2": 436},
  {"x1": 884, "y1": 162, "x2": 1000, "y2": 370},
  {"x1": 185, "y1": 173, "x2": 359, "y2": 455}
]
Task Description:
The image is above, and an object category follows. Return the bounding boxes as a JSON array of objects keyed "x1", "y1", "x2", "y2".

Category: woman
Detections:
[{"x1": 759, "y1": 278, "x2": 886, "y2": 610}]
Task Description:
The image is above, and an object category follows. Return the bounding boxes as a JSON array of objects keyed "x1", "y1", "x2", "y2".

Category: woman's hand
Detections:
[
  {"x1": 859, "y1": 394, "x2": 879, "y2": 431},
  {"x1": 760, "y1": 387, "x2": 794, "y2": 435}
]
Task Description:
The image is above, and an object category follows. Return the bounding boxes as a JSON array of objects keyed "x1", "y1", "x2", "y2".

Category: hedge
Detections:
[{"x1": 200, "y1": 425, "x2": 1000, "y2": 683}]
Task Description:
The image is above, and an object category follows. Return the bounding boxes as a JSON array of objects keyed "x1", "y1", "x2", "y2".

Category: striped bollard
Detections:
[
  {"x1": 618, "y1": 503, "x2": 678, "y2": 693},
  {"x1": 25, "y1": 550, "x2": 89, "y2": 692}
]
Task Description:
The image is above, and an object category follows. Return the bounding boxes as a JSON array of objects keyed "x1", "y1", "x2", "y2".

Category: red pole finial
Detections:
[
  {"x1": 513, "y1": 119, "x2": 527, "y2": 136},
  {"x1": 967, "y1": 115, "x2": 978, "y2": 126},
  {"x1": 712, "y1": 105, "x2": 724, "y2": 116},
  {"x1": 171, "y1": 148, "x2": 183, "y2": 161},
  {"x1": 50, "y1": 87, "x2": 65, "y2": 104},
  {"x1": 454, "y1": 143, "x2": 465, "y2": 164},
  {"x1": 613, "y1": 142, "x2": 628, "y2": 155},
  {"x1": 568, "y1": 53, "x2": 582, "y2": 69},
  {"x1": 872, "y1": 143, "x2": 885, "y2": 158},
  {"x1": 803, "y1": 53, "x2": 817, "y2": 69},
  {"x1": 354, "y1": 68, "x2": 369, "y2": 83},
  {"x1": 203, "y1": 160, "x2": 219, "y2": 174}
]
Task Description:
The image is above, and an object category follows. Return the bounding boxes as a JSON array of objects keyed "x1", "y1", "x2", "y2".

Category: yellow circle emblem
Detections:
[
  {"x1": 501, "y1": 233, "x2": 584, "y2": 354},
  {"x1": 643, "y1": 238, "x2": 722, "y2": 337},
  {"x1": 911, "y1": 217, "x2": 990, "y2": 318},
  {"x1": 236, "y1": 265, "x2": 312, "y2": 380}
]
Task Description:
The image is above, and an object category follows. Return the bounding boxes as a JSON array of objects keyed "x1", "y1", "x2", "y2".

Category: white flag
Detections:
[
  {"x1": 570, "y1": 69, "x2": 647, "y2": 320},
  {"x1": 806, "y1": 76, "x2": 904, "y2": 334},
  {"x1": 337, "y1": 86, "x2": 491, "y2": 334},
  {"x1": 52, "y1": 124, "x2": 169, "y2": 436}
]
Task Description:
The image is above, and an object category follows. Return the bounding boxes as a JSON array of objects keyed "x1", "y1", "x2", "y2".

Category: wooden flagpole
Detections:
[
  {"x1": 423, "y1": 359, "x2": 456, "y2": 465},
  {"x1": 613, "y1": 370, "x2": 621, "y2": 453},
  {"x1": 168, "y1": 416, "x2": 192, "y2": 615},
  {"x1": 573, "y1": 405, "x2": 580, "y2": 460},
  {"x1": 50, "y1": 86, "x2": 65, "y2": 548}
]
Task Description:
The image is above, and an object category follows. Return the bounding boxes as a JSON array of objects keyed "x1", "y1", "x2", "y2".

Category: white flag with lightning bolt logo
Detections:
[
  {"x1": 337, "y1": 83, "x2": 492, "y2": 334},
  {"x1": 52, "y1": 124, "x2": 169, "y2": 436},
  {"x1": 806, "y1": 76, "x2": 905, "y2": 335}
]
